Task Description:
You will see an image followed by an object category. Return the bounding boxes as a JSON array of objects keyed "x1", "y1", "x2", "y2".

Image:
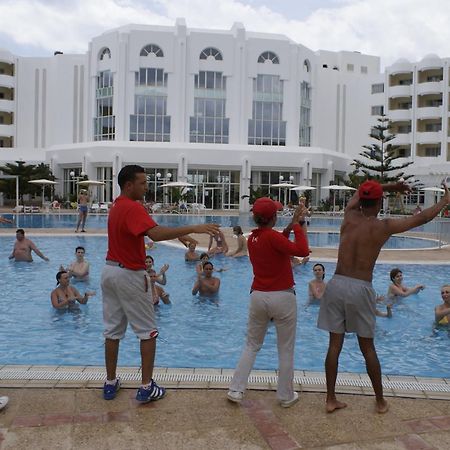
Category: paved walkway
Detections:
[{"x1": 2, "y1": 386, "x2": 450, "y2": 449}]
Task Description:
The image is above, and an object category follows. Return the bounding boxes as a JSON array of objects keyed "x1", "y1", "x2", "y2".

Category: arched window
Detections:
[
  {"x1": 199, "y1": 47, "x2": 223, "y2": 61},
  {"x1": 99, "y1": 47, "x2": 111, "y2": 61},
  {"x1": 140, "y1": 44, "x2": 164, "y2": 57},
  {"x1": 258, "y1": 51, "x2": 279, "y2": 64},
  {"x1": 303, "y1": 59, "x2": 311, "y2": 72}
]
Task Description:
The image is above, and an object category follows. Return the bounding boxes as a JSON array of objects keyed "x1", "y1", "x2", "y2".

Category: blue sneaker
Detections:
[
  {"x1": 136, "y1": 379, "x2": 166, "y2": 403},
  {"x1": 103, "y1": 378, "x2": 121, "y2": 400}
]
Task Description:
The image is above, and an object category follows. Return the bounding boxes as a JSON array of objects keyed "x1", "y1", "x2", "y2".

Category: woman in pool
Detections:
[
  {"x1": 435, "y1": 285, "x2": 450, "y2": 325},
  {"x1": 50, "y1": 270, "x2": 95, "y2": 309},
  {"x1": 227, "y1": 226, "x2": 248, "y2": 257},
  {"x1": 308, "y1": 263, "x2": 326, "y2": 302},
  {"x1": 227, "y1": 198, "x2": 309, "y2": 407},
  {"x1": 145, "y1": 255, "x2": 170, "y2": 305},
  {"x1": 208, "y1": 229, "x2": 228, "y2": 255},
  {"x1": 387, "y1": 268, "x2": 425, "y2": 299},
  {"x1": 192, "y1": 261, "x2": 220, "y2": 296}
]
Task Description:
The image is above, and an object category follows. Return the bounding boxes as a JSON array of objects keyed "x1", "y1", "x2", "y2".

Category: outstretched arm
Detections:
[
  {"x1": 148, "y1": 224, "x2": 220, "y2": 242},
  {"x1": 30, "y1": 241, "x2": 49, "y2": 261}
]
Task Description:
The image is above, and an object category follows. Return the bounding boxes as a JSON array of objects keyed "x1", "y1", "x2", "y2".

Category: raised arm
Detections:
[
  {"x1": 148, "y1": 224, "x2": 220, "y2": 242},
  {"x1": 30, "y1": 241, "x2": 49, "y2": 261}
]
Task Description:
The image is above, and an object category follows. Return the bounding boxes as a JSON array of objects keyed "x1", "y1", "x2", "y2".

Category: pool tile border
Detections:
[{"x1": 1, "y1": 366, "x2": 450, "y2": 400}]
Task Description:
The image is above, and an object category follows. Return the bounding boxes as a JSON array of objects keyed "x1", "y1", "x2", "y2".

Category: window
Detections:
[
  {"x1": 257, "y1": 51, "x2": 279, "y2": 64},
  {"x1": 427, "y1": 75, "x2": 443, "y2": 82},
  {"x1": 140, "y1": 44, "x2": 164, "y2": 57},
  {"x1": 371, "y1": 105, "x2": 384, "y2": 116},
  {"x1": 199, "y1": 47, "x2": 222, "y2": 61},
  {"x1": 371, "y1": 83, "x2": 384, "y2": 94},
  {"x1": 426, "y1": 99, "x2": 442, "y2": 107},
  {"x1": 425, "y1": 146, "x2": 441, "y2": 157},
  {"x1": 425, "y1": 123, "x2": 441, "y2": 132},
  {"x1": 303, "y1": 59, "x2": 310, "y2": 72},
  {"x1": 347, "y1": 64, "x2": 354, "y2": 72},
  {"x1": 190, "y1": 71, "x2": 229, "y2": 144},
  {"x1": 399, "y1": 79, "x2": 413, "y2": 85},
  {"x1": 299, "y1": 81, "x2": 311, "y2": 146},
  {"x1": 99, "y1": 48, "x2": 111, "y2": 61},
  {"x1": 130, "y1": 68, "x2": 171, "y2": 142},
  {"x1": 361, "y1": 66, "x2": 368, "y2": 74},
  {"x1": 248, "y1": 74, "x2": 286, "y2": 146},
  {"x1": 94, "y1": 70, "x2": 115, "y2": 141},
  {"x1": 397, "y1": 125, "x2": 411, "y2": 133}
]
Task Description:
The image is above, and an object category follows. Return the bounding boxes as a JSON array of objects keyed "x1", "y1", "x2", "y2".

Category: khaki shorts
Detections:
[
  {"x1": 101, "y1": 264, "x2": 158, "y2": 340},
  {"x1": 317, "y1": 274, "x2": 377, "y2": 338}
]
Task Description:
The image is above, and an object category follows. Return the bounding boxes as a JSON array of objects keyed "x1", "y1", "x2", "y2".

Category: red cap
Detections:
[
  {"x1": 252, "y1": 197, "x2": 283, "y2": 219},
  {"x1": 358, "y1": 180, "x2": 383, "y2": 200}
]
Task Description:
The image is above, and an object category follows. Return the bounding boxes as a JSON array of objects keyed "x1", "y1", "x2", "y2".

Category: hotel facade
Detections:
[{"x1": 2, "y1": 19, "x2": 439, "y2": 211}]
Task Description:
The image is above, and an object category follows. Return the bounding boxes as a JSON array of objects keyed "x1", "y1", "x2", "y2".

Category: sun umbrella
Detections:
[
  {"x1": 159, "y1": 181, "x2": 195, "y2": 188},
  {"x1": 28, "y1": 179, "x2": 58, "y2": 207},
  {"x1": 290, "y1": 186, "x2": 316, "y2": 191},
  {"x1": 321, "y1": 185, "x2": 356, "y2": 211},
  {"x1": 420, "y1": 187, "x2": 445, "y2": 193},
  {"x1": 77, "y1": 180, "x2": 106, "y2": 186}
]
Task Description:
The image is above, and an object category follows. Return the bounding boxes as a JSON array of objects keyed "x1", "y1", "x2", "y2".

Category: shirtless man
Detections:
[
  {"x1": 318, "y1": 180, "x2": 450, "y2": 414},
  {"x1": 9, "y1": 229, "x2": 49, "y2": 262},
  {"x1": 75, "y1": 189, "x2": 89, "y2": 232},
  {"x1": 192, "y1": 261, "x2": 220, "y2": 296},
  {"x1": 227, "y1": 226, "x2": 248, "y2": 257},
  {"x1": 61, "y1": 246, "x2": 90, "y2": 281}
]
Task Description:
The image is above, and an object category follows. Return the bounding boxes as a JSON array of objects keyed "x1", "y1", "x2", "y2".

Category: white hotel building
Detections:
[{"x1": 2, "y1": 19, "x2": 441, "y2": 211}]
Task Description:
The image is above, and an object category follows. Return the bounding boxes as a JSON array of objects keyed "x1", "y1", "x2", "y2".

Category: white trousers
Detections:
[{"x1": 230, "y1": 289, "x2": 297, "y2": 401}]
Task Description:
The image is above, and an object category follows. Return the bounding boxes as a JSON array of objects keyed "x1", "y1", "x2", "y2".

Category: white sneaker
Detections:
[
  {"x1": 280, "y1": 391, "x2": 299, "y2": 408},
  {"x1": 0, "y1": 396, "x2": 9, "y2": 411},
  {"x1": 227, "y1": 390, "x2": 243, "y2": 403}
]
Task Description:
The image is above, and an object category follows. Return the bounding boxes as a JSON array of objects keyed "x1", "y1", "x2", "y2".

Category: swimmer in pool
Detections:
[
  {"x1": 145, "y1": 255, "x2": 170, "y2": 305},
  {"x1": 227, "y1": 226, "x2": 248, "y2": 257},
  {"x1": 208, "y1": 229, "x2": 228, "y2": 255},
  {"x1": 192, "y1": 261, "x2": 220, "y2": 296},
  {"x1": 435, "y1": 285, "x2": 450, "y2": 325},
  {"x1": 9, "y1": 229, "x2": 49, "y2": 262},
  {"x1": 308, "y1": 263, "x2": 326, "y2": 302},
  {"x1": 60, "y1": 246, "x2": 90, "y2": 281},
  {"x1": 50, "y1": 270, "x2": 95, "y2": 309},
  {"x1": 196, "y1": 253, "x2": 227, "y2": 273},
  {"x1": 185, "y1": 242, "x2": 200, "y2": 261},
  {"x1": 387, "y1": 268, "x2": 425, "y2": 299}
]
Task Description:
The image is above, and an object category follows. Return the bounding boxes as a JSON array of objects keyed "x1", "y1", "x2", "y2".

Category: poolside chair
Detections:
[
  {"x1": 12, "y1": 205, "x2": 24, "y2": 213},
  {"x1": 23, "y1": 206, "x2": 32, "y2": 213},
  {"x1": 90, "y1": 203, "x2": 100, "y2": 213},
  {"x1": 99, "y1": 203, "x2": 109, "y2": 213},
  {"x1": 31, "y1": 206, "x2": 40, "y2": 213}
]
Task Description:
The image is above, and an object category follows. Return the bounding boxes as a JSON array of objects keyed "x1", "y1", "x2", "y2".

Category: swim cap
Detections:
[
  {"x1": 252, "y1": 197, "x2": 283, "y2": 219},
  {"x1": 358, "y1": 180, "x2": 383, "y2": 200}
]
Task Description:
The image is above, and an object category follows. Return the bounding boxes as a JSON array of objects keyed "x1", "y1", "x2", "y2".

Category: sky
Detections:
[{"x1": 1, "y1": 0, "x2": 450, "y2": 67}]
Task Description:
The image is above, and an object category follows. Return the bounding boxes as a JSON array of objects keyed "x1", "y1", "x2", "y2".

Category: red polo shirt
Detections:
[
  {"x1": 248, "y1": 224, "x2": 309, "y2": 291},
  {"x1": 106, "y1": 196, "x2": 157, "y2": 270}
]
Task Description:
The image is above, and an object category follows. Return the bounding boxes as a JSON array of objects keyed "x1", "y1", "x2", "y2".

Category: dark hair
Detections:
[
  {"x1": 199, "y1": 253, "x2": 209, "y2": 260},
  {"x1": 75, "y1": 246, "x2": 85, "y2": 253},
  {"x1": 233, "y1": 226, "x2": 243, "y2": 235},
  {"x1": 253, "y1": 214, "x2": 273, "y2": 226},
  {"x1": 145, "y1": 255, "x2": 154, "y2": 263},
  {"x1": 390, "y1": 268, "x2": 402, "y2": 282},
  {"x1": 313, "y1": 263, "x2": 325, "y2": 280},
  {"x1": 16, "y1": 228, "x2": 25, "y2": 235},
  {"x1": 203, "y1": 261, "x2": 213, "y2": 269},
  {"x1": 359, "y1": 198, "x2": 380, "y2": 209},
  {"x1": 56, "y1": 270, "x2": 68, "y2": 285},
  {"x1": 117, "y1": 165, "x2": 145, "y2": 189}
]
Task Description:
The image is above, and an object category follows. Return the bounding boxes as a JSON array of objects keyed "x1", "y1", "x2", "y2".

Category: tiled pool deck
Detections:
[{"x1": 1, "y1": 220, "x2": 450, "y2": 448}]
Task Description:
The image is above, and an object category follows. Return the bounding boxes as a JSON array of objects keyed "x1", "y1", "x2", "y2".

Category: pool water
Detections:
[{"x1": 0, "y1": 235, "x2": 447, "y2": 377}]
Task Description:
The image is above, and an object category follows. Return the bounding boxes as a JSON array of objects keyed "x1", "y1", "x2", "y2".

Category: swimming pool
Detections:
[{"x1": 0, "y1": 235, "x2": 447, "y2": 377}]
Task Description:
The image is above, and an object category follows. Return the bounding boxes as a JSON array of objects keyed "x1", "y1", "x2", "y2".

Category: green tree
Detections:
[
  {"x1": 0, "y1": 160, "x2": 55, "y2": 203},
  {"x1": 348, "y1": 114, "x2": 414, "y2": 187}
]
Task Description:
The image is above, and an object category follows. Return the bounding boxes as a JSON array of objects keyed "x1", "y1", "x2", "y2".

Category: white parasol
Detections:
[{"x1": 28, "y1": 179, "x2": 58, "y2": 206}]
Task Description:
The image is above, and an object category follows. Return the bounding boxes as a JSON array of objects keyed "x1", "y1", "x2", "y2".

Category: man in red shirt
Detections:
[
  {"x1": 102, "y1": 165, "x2": 220, "y2": 403},
  {"x1": 227, "y1": 197, "x2": 309, "y2": 407}
]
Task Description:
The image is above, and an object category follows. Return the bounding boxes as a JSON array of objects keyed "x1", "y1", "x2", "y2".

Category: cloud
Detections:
[{"x1": 0, "y1": 0, "x2": 450, "y2": 67}]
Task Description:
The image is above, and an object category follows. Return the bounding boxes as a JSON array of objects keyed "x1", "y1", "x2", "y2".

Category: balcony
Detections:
[
  {"x1": 389, "y1": 85, "x2": 412, "y2": 98},
  {"x1": 0, "y1": 99, "x2": 14, "y2": 113},
  {"x1": 416, "y1": 106, "x2": 442, "y2": 119},
  {"x1": 389, "y1": 109, "x2": 412, "y2": 121},
  {"x1": 416, "y1": 131, "x2": 442, "y2": 144},
  {"x1": 392, "y1": 133, "x2": 411, "y2": 145},
  {"x1": 0, "y1": 74, "x2": 15, "y2": 88},
  {"x1": 0, "y1": 124, "x2": 15, "y2": 135},
  {"x1": 417, "y1": 81, "x2": 443, "y2": 95}
]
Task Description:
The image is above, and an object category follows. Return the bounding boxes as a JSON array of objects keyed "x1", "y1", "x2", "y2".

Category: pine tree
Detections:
[{"x1": 349, "y1": 114, "x2": 414, "y2": 185}]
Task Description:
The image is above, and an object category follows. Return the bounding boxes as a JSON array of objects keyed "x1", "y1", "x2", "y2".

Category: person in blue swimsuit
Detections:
[{"x1": 75, "y1": 189, "x2": 89, "y2": 233}]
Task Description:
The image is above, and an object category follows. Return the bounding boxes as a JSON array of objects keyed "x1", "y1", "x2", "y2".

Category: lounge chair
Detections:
[
  {"x1": 31, "y1": 206, "x2": 40, "y2": 213},
  {"x1": 12, "y1": 205, "x2": 24, "y2": 213},
  {"x1": 90, "y1": 203, "x2": 100, "y2": 213}
]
